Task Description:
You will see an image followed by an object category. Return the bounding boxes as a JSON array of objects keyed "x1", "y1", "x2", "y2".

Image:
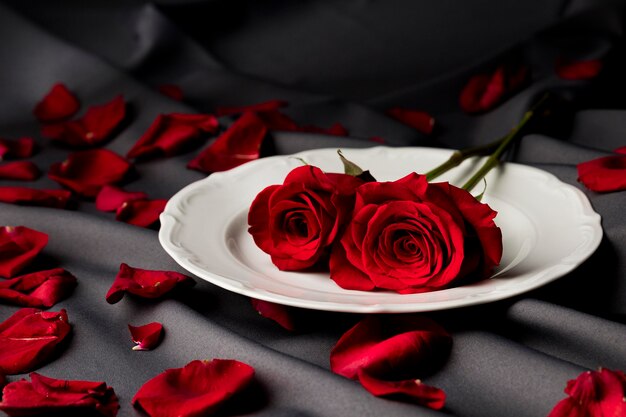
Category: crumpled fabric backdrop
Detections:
[{"x1": 1, "y1": 0, "x2": 626, "y2": 416}]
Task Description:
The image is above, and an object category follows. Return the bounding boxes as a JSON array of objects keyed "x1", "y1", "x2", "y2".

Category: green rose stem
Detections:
[{"x1": 424, "y1": 138, "x2": 503, "y2": 182}]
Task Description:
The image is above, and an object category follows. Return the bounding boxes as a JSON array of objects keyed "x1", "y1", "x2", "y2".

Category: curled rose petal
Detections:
[
  {"x1": 0, "y1": 226, "x2": 48, "y2": 278},
  {"x1": 548, "y1": 368, "x2": 626, "y2": 417},
  {"x1": 129, "y1": 322, "x2": 164, "y2": 351},
  {"x1": 157, "y1": 84, "x2": 184, "y2": 101},
  {"x1": 127, "y1": 113, "x2": 219, "y2": 160},
  {"x1": 577, "y1": 154, "x2": 626, "y2": 192},
  {"x1": 132, "y1": 359, "x2": 254, "y2": 417},
  {"x1": 216, "y1": 99, "x2": 288, "y2": 116},
  {"x1": 0, "y1": 308, "x2": 71, "y2": 374},
  {"x1": 555, "y1": 57, "x2": 603, "y2": 80},
  {"x1": 0, "y1": 161, "x2": 40, "y2": 181},
  {"x1": 48, "y1": 149, "x2": 132, "y2": 197},
  {"x1": 106, "y1": 263, "x2": 195, "y2": 304},
  {"x1": 386, "y1": 108, "x2": 435, "y2": 135},
  {"x1": 95, "y1": 185, "x2": 148, "y2": 212},
  {"x1": 459, "y1": 64, "x2": 528, "y2": 114},
  {"x1": 188, "y1": 112, "x2": 267, "y2": 173},
  {"x1": 115, "y1": 199, "x2": 167, "y2": 228},
  {"x1": 41, "y1": 95, "x2": 126, "y2": 147},
  {"x1": 250, "y1": 298, "x2": 296, "y2": 331},
  {"x1": 33, "y1": 83, "x2": 80, "y2": 123},
  {"x1": 0, "y1": 187, "x2": 71, "y2": 209},
  {"x1": 0, "y1": 268, "x2": 77, "y2": 308},
  {"x1": 0, "y1": 372, "x2": 119, "y2": 417},
  {"x1": 0, "y1": 137, "x2": 36, "y2": 160},
  {"x1": 357, "y1": 371, "x2": 446, "y2": 409}
]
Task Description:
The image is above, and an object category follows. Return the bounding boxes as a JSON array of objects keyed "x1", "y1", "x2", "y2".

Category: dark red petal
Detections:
[
  {"x1": 188, "y1": 112, "x2": 267, "y2": 173},
  {"x1": 0, "y1": 187, "x2": 71, "y2": 209},
  {"x1": 357, "y1": 371, "x2": 446, "y2": 410},
  {"x1": 95, "y1": 185, "x2": 148, "y2": 212},
  {"x1": 48, "y1": 149, "x2": 131, "y2": 197},
  {"x1": 105, "y1": 263, "x2": 195, "y2": 304},
  {"x1": 0, "y1": 268, "x2": 77, "y2": 308},
  {"x1": 216, "y1": 99, "x2": 288, "y2": 116},
  {"x1": 132, "y1": 359, "x2": 254, "y2": 417},
  {"x1": 115, "y1": 199, "x2": 167, "y2": 228},
  {"x1": 129, "y1": 322, "x2": 164, "y2": 351},
  {"x1": 0, "y1": 308, "x2": 71, "y2": 374},
  {"x1": 0, "y1": 137, "x2": 36, "y2": 160},
  {"x1": 0, "y1": 226, "x2": 48, "y2": 278},
  {"x1": 250, "y1": 298, "x2": 296, "y2": 331},
  {"x1": 459, "y1": 64, "x2": 528, "y2": 114},
  {"x1": 555, "y1": 57, "x2": 603, "y2": 80},
  {"x1": 33, "y1": 83, "x2": 80, "y2": 123},
  {"x1": 0, "y1": 162, "x2": 40, "y2": 181},
  {"x1": 386, "y1": 108, "x2": 435, "y2": 135},
  {"x1": 157, "y1": 84, "x2": 184, "y2": 101},
  {"x1": 615, "y1": 146, "x2": 626, "y2": 155},
  {"x1": 0, "y1": 372, "x2": 119, "y2": 417},
  {"x1": 577, "y1": 155, "x2": 626, "y2": 192}
]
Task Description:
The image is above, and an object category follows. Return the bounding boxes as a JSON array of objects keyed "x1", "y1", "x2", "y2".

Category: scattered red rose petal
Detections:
[
  {"x1": 386, "y1": 108, "x2": 435, "y2": 135},
  {"x1": 33, "y1": 83, "x2": 80, "y2": 123},
  {"x1": 157, "y1": 84, "x2": 184, "y2": 101},
  {"x1": 41, "y1": 95, "x2": 126, "y2": 147},
  {"x1": 0, "y1": 308, "x2": 71, "y2": 374},
  {"x1": 115, "y1": 199, "x2": 167, "y2": 228},
  {"x1": 0, "y1": 162, "x2": 40, "y2": 181},
  {"x1": 357, "y1": 370, "x2": 446, "y2": 409},
  {"x1": 216, "y1": 100, "x2": 288, "y2": 117},
  {"x1": 459, "y1": 64, "x2": 528, "y2": 114},
  {"x1": 250, "y1": 298, "x2": 296, "y2": 331},
  {"x1": 369, "y1": 136, "x2": 386, "y2": 144},
  {"x1": 555, "y1": 57, "x2": 603, "y2": 80},
  {"x1": 0, "y1": 226, "x2": 48, "y2": 278},
  {"x1": 48, "y1": 149, "x2": 131, "y2": 197},
  {"x1": 548, "y1": 368, "x2": 626, "y2": 417},
  {"x1": 0, "y1": 372, "x2": 119, "y2": 417},
  {"x1": 256, "y1": 110, "x2": 349, "y2": 136},
  {"x1": 132, "y1": 359, "x2": 254, "y2": 417},
  {"x1": 0, "y1": 374, "x2": 5, "y2": 390},
  {"x1": 0, "y1": 137, "x2": 36, "y2": 160},
  {"x1": 106, "y1": 263, "x2": 195, "y2": 304},
  {"x1": 127, "y1": 113, "x2": 219, "y2": 160},
  {"x1": 95, "y1": 185, "x2": 148, "y2": 212},
  {"x1": 188, "y1": 112, "x2": 267, "y2": 173},
  {"x1": 614, "y1": 146, "x2": 626, "y2": 155},
  {"x1": 0, "y1": 268, "x2": 77, "y2": 308},
  {"x1": 0, "y1": 187, "x2": 71, "y2": 209},
  {"x1": 577, "y1": 154, "x2": 626, "y2": 192},
  {"x1": 129, "y1": 322, "x2": 164, "y2": 351}
]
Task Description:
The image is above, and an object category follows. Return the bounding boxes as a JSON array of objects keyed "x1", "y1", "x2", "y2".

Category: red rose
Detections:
[
  {"x1": 330, "y1": 173, "x2": 502, "y2": 293},
  {"x1": 248, "y1": 165, "x2": 363, "y2": 271}
]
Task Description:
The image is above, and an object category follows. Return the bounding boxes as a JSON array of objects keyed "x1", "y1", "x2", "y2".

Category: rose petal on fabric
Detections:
[
  {"x1": 41, "y1": 95, "x2": 126, "y2": 147},
  {"x1": 0, "y1": 372, "x2": 119, "y2": 417},
  {"x1": 548, "y1": 369, "x2": 626, "y2": 417},
  {"x1": 216, "y1": 99, "x2": 288, "y2": 116},
  {"x1": 33, "y1": 83, "x2": 80, "y2": 123},
  {"x1": 132, "y1": 359, "x2": 255, "y2": 417},
  {"x1": 615, "y1": 146, "x2": 626, "y2": 155},
  {"x1": 115, "y1": 199, "x2": 167, "y2": 228},
  {"x1": 129, "y1": 322, "x2": 164, "y2": 351},
  {"x1": 105, "y1": 263, "x2": 195, "y2": 304},
  {"x1": 48, "y1": 149, "x2": 132, "y2": 197},
  {"x1": 0, "y1": 137, "x2": 36, "y2": 160},
  {"x1": 0, "y1": 226, "x2": 48, "y2": 278},
  {"x1": 95, "y1": 185, "x2": 148, "y2": 212},
  {"x1": 0, "y1": 162, "x2": 40, "y2": 181},
  {"x1": 555, "y1": 57, "x2": 603, "y2": 80},
  {"x1": 385, "y1": 108, "x2": 435, "y2": 135},
  {"x1": 157, "y1": 84, "x2": 184, "y2": 101},
  {"x1": 0, "y1": 308, "x2": 71, "y2": 374},
  {"x1": 188, "y1": 112, "x2": 267, "y2": 173},
  {"x1": 250, "y1": 298, "x2": 296, "y2": 331},
  {"x1": 577, "y1": 154, "x2": 626, "y2": 192},
  {"x1": 0, "y1": 187, "x2": 71, "y2": 209},
  {"x1": 459, "y1": 64, "x2": 528, "y2": 114},
  {"x1": 127, "y1": 113, "x2": 219, "y2": 159},
  {"x1": 0, "y1": 268, "x2": 77, "y2": 308},
  {"x1": 357, "y1": 371, "x2": 446, "y2": 410}
]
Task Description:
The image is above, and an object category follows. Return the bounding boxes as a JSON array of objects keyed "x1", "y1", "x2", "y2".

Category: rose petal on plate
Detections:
[
  {"x1": 0, "y1": 372, "x2": 119, "y2": 417},
  {"x1": 0, "y1": 137, "x2": 36, "y2": 160},
  {"x1": 0, "y1": 162, "x2": 40, "y2": 181},
  {"x1": 105, "y1": 263, "x2": 195, "y2": 304},
  {"x1": 115, "y1": 199, "x2": 167, "y2": 228},
  {"x1": 132, "y1": 359, "x2": 254, "y2": 417},
  {"x1": 48, "y1": 149, "x2": 132, "y2": 197},
  {"x1": 555, "y1": 57, "x2": 603, "y2": 80},
  {"x1": 0, "y1": 308, "x2": 71, "y2": 374},
  {"x1": 95, "y1": 185, "x2": 148, "y2": 212},
  {"x1": 129, "y1": 322, "x2": 164, "y2": 351},
  {"x1": 188, "y1": 111, "x2": 267, "y2": 173},
  {"x1": 357, "y1": 370, "x2": 446, "y2": 410},
  {"x1": 127, "y1": 113, "x2": 219, "y2": 160},
  {"x1": 386, "y1": 108, "x2": 435, "y2": 135},
  {"x1": 577, "y1": 154, "x2": 626, "y2": 192},
  {"x1": 250, "y1": 298, "x2": 296, "y2": 331},
  {"x1": 0, "y1": 187, "x2": 71, "y2": 209},
  {"x1": 216, "y1": 99, "x2": 288, "y2": 116},
  {"x1": 0, "y1": 226, "x2": 48, "y2": 278},
  {"x1": 157, "y1": 84, "x2": 184, "y2": 101},
  {"x1": 459, "y1": 64, "x2": 528, "y2": 114},
  {"x1": 33, "y1": 83, "x2": 80, "y2": 123},
  {"x1": 0, "y1": 268, "x2": 77, "y2": 308}
]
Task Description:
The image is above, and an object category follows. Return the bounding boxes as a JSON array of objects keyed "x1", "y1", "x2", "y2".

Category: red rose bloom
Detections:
[
  {"x1": 248, "y1": 165, "x2": 363, "y2": 271},
  {"x1": 330, "y1": 173, "x2": 502, "y2": 293}
]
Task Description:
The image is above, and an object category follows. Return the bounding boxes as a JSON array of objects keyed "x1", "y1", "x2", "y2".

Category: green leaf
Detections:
[{"x1": 337, "y1": 149, "x2": 364, "y2": 176}]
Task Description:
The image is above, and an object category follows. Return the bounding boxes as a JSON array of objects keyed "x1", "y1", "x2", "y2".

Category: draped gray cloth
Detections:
[{"x1": 1, "y1": 1, "x2": 625, "y2": 416}]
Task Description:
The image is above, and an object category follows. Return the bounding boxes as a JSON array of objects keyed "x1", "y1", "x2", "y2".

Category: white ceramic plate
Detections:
[{"x1": 159, "y1": 147, "x2": 602, "y2": 313}]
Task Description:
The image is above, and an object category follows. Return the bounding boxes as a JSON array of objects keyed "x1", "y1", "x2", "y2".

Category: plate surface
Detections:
[{"x1": 159, "y1": 147, "x2": 602, "y2": 313}]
